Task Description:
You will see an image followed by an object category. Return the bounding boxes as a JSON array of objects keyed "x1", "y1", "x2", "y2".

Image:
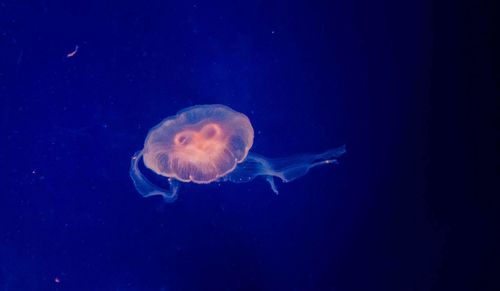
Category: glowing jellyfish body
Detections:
[{"x1": 130, "y1": 104, "x2": 346, "y2": 202}]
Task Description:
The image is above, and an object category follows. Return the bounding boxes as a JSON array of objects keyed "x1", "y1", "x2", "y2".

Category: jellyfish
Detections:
[{"x1": 130, "y1": 104, "x2": 346, "y2": 202}]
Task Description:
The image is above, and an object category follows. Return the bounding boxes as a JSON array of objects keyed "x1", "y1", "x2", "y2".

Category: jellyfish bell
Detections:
[
  {"x1": 130, "y1": 104, "x2": 346, "y2": 202},
  {"x1": 142, "y1": 105, "x2": 253, "y2": 184}
]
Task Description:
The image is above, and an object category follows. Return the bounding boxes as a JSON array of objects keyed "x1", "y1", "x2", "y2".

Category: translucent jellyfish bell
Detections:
[{"x1": 130, "y1": 104, "x2": 346, "y2": 202}]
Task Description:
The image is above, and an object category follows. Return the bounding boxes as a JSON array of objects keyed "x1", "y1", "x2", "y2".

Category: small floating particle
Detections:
[{"x1": 67, "y1": 45, "x2": 78, "y2": 58}]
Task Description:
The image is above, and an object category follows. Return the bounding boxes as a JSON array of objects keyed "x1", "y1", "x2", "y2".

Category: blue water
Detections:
[{"x1": 1, "y1": 0, "x2": 497, "y2": 290}]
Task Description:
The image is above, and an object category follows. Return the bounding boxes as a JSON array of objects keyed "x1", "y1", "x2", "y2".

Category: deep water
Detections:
[{"x1": 0, "y1": 0, "x2": 497, "y2": 290}]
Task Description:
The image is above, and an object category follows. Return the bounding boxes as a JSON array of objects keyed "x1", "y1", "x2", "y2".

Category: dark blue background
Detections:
[{"x1": 1, "y1": 0, "x2": 497, "y2": 290}]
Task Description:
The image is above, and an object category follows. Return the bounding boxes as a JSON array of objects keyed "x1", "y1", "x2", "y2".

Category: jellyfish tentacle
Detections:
[
  {"x1": 129, "y1": 151, "x2": 179, "y2": 202},
  {"x1": 166, "y1": 178, "x2": 180, "y2": 202},
  {"x1": 224, "y1": 145, "x2": 346, "y2": 192},
  {"x1": 265, "y1": 176, "x2": 279, "y2": 195}
]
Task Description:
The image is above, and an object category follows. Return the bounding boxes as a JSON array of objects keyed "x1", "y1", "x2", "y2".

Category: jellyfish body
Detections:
[{"x1": 130, "y1": 104, "x2": 346, "y2": 202}]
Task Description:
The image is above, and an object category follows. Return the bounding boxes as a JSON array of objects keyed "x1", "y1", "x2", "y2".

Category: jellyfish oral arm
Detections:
[
  {"x1": 223, "y1": 145, "x2": 346, "y2": 194},
  {"x1": 130, "y1": 151, "x2": 180, "y2": 202}
]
